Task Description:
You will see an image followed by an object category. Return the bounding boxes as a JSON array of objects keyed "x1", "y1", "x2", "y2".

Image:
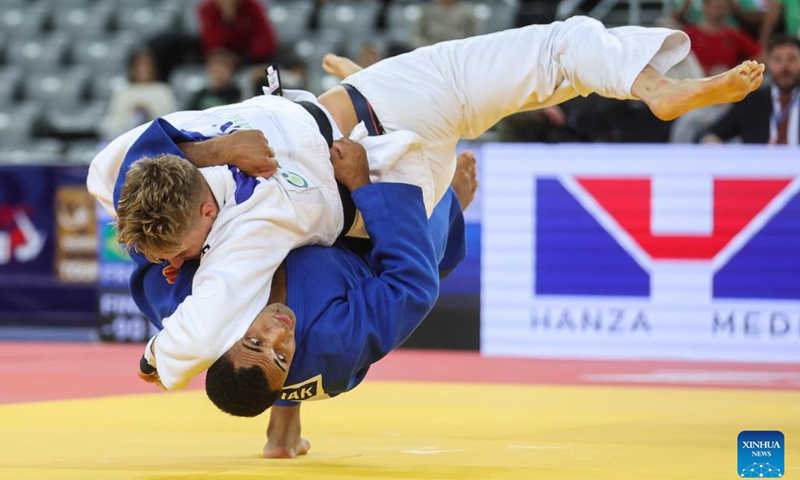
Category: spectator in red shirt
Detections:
[
  {"x1": 197, "y1": 0, "x2": 280, "y2": 65},
  {"x1": 684, "y1": 0, "x2": 762, "y2": 74}
]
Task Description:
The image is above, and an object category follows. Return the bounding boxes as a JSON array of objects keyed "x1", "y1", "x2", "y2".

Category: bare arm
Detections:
[
  {"x1": 264, "y1": 404, "x2": 309, "y2": 458},
  {"x1": 178, "y1": 130, "x2": 279, "y2": 178},
  {"x1": 759, "y1": 0, "x2": 784, "y2": 49}
]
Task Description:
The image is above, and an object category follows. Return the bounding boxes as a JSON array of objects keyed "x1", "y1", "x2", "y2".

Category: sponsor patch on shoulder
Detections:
[{"x1": 280, "y1": 374, "x2": 329, "y2": 402}]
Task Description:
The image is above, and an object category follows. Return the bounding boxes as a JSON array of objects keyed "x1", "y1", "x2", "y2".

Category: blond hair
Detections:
[{"x1": 115, "y1": 154, "x2": 205, "y2": 263}]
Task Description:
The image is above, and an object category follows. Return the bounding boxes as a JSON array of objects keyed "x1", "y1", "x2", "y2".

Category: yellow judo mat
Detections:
[{"x1": 0, "y1": 381, "x2": 797, "y2": 480}]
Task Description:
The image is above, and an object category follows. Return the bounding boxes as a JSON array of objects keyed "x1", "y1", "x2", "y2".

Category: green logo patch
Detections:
[{"x1": 282, "y1": 171, "x2": 308, "y2": 188}]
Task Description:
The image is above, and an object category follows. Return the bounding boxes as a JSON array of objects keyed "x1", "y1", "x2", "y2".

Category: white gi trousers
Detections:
[{"x1": 343, "y1": 15, "x2": 690, "y2": 205}]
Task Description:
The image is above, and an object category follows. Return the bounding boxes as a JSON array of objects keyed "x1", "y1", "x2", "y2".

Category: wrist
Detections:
[
  {"x1": 179, "y1": 137, "x2": 227, "y2": 168},
  {"x1": 348, "y1": 179, "x2": 371, "y2": 192}
]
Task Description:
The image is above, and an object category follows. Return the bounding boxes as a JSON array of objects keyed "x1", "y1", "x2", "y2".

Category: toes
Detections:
[
  {"x1": 751, "y1": 73, "x2": 764, "y2": 91},
  {"x1": 735, "y1": 64, "x2": 749, "y2": 76}
]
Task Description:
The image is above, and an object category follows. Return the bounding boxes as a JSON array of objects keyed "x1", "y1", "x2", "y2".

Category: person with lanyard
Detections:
[{"x1": 700, "y1": 34, "x2": 800, "y2": 144}]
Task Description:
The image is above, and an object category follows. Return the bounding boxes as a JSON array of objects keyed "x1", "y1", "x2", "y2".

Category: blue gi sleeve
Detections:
[
  {"x1": 332, "y1": 182, "x2": 440, "y2": 382},
  {"x1": 428, "y1": 186, "x2": 467, "y2": 278}
]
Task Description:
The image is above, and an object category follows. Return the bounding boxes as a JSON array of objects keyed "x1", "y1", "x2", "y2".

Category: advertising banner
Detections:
[
  {"x1": 0, "y1": 166, "x2": 96, "y2": 325},
  {"x1": 481, "y1": 145, "x2": 800, "y2": 363},
  {"x1": 95, "y1": 204, "x2": 157, "y2": 342}
]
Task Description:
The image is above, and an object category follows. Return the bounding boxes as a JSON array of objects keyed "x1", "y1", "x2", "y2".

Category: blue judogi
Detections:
[{"x1": 130, "y1": 181, "x2": 467, "y2": 404}]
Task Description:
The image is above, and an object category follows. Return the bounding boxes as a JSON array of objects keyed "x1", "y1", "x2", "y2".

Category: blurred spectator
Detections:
[
  {"x1": 356, "y1": 42, "x2": 382, "y2": 69},
  {"x1": 411, "y1": 0, "x2": 478, "y2": 48},
  {"x1": 308, "y1": 0, "x2": 324, "y2": 32},
  {"x1": 374, "y1": 0, "x2": 391, "y2": 31},
  {"x1": 700, "y1": 35, "x2": 800, "y2": 144},
  {"x1": 655, "y1": 14, "x2": 707, "y2": 81},
  {"x1": 99, "y1": 49, "x2": 178, "y2": 141},
  {"x1": 197, "y1": 0, "x2": 280, "y2": 66},
  {"x1": 683, "y1": 0, "x2": 762, "y2": 75},
  {"x1": 279, "y1": 55, "x2": 310, "y2": 91},
  {"x1": 187, "y1": 49, "x2": 241, "y2": 111},
  {"x1": 497, "y1": 97, "x2": 617, "y2": 143},
  {"x1": 248, "y1": 54, "x2": 309, "y2": 99},
  {"x1": 670, "y1": 104, "x2": 731, "y2": 142},
  {"x1": 759, "y1": 0, "x2": 800, "y2": 48},
  {"x1": 147, "y1": 34, "x2": 203, "y2": 82},
  {"x1": 672, "y1": 0, "x2": 766, "y2": 37}
]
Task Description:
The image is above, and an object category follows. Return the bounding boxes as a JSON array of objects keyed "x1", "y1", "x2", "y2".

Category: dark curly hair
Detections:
[{"x1": 205, "y1": 354, "x2": 282, "y2": 417}]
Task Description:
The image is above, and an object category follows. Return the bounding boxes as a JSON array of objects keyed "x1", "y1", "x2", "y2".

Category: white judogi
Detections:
[
  {"x1": 88, "y1": 16, "x2": 690, "y2": 390},
  {"x1": 344, "y1": 16, "x2": 689, "y2": 206},
  {"x1": 89, "y1": 94, "x2": 431, "y2": 390}
]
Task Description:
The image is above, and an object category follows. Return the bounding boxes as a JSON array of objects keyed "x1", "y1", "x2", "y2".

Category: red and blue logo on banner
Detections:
[{"x1": 535, "y1": 177, "x2": 799, "y2": 300}]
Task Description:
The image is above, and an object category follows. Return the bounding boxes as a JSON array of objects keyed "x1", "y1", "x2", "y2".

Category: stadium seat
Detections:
[
  {"x1": 53, "y1": 7, "x2": 113, "y2": 38},
  {"x1": 169, "y1": 64, "x2": 207, "y2": 109},
  {"x1": 291, "y1": 34, "x2": 343, "y2": 76},
  {"x1": 64, "y1": 139, "x2": 102, "y2": 165},
  {"x1": 318, "y1": 2, "x2": 378, "y2": 33},
  {"x1": 269, "y1": 2, "x2": 314, "y2": 45},
  {"x1": 23, "y1": 68, "x2": 89, "y2": 109},
  {"x1": 6, "y1": 35, "x2": 70, "y2": 74},
  {"x1": 0, "y1": 7, "x2": 47, "y2": 39},
  {"x1": 475, "y1": 1, "x2": 515, "y2": 34},
  {"x1": 71, "y1": 35, "x2": 136, "y2": 75},
  {"x1": 114, "y1": 6, "x2": 179, "y2": 39},
  {"x1": 181, "y1": 0, "x2": 203, "y2": 35},
  {"x1": 96, "y1": 0, "x2": 156, "y2": 9},
  {"x1": 35, "y1": 0, "x2": 91, "y2": 8},
  {"x1": 0, "y1": 105, "x2": 41, "y2": 150},
  {"x1": 90, "y1": 73, "x2": 128, "y2": 102},
  {"x1": 0, "y1": 139, "x2": 64, "y2": 164},
  {"x1": 44, "y1": 100, "x2": 106, "y2": 139},
  {"x1": 386, "y1": 3, "x2": 422, "y2": 31},
  {"x1": 0, "y1": 67, "x2": 22, "y2": 108}
]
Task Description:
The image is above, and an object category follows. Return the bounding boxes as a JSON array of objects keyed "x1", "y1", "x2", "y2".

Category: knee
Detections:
[{"x1": 562, "y1": 15, "x2": 605, "y2": 32}]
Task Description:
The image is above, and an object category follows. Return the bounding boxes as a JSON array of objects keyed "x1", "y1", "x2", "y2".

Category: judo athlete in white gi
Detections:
[{"x1": 87, "y1": 17, "x2": 764, "y2": 395}]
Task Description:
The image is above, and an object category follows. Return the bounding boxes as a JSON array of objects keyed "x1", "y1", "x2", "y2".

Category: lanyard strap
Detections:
[{"x1": 770, "y1": 90, "x2": 800, "y2": 142}]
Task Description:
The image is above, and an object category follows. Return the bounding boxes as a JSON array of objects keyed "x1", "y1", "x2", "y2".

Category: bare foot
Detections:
[
  {"x1": 633, "y1": 61, "x2": 765, "y2": 121},
  {"x1": 263, "y1": 437, "x2": 310, "y2": 459},
  {"x1": 450, "y1": 150, "x2": 478, "y2": 211},
  {"x1": 322, "y1": 53, "x2": 364, "y2": 80}
]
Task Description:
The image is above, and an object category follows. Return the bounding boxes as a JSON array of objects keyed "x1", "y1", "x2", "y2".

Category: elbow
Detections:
[{"x1": 414, "y1": 270, "x2": 440, "y2": 314}]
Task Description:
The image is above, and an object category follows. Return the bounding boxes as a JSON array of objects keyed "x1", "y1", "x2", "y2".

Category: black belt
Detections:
[
  {"x1": 337, "y1": 85, "x2": 386, "y2": 256},
  {"x1": 296, "y1": 100, "x2": 356, "y2": 239},
  {"x1": 342, "y1": 83, "x2": 385, "y2": 136}
]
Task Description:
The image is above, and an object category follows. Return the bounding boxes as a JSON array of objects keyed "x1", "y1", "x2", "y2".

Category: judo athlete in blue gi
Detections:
[{"x1": 130, "y1": 144, "x2": 478, "y2": 458}]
